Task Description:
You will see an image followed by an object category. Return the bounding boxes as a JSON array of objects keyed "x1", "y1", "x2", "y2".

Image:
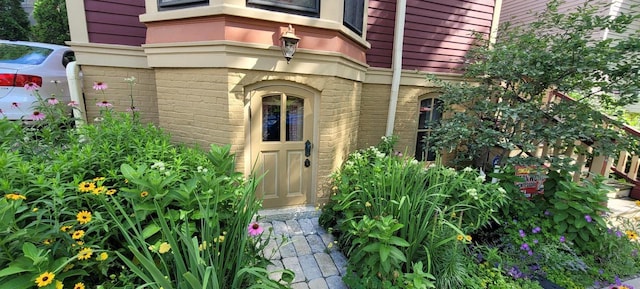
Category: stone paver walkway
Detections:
[{"x1": 258, "y1": 207, "x2": 348, "y2": 289}]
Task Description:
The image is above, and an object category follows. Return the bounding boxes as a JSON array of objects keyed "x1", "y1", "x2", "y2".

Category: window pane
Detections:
[
  {"x1": 247, "y1": 0, "x2": 319, "y2": 17},
  {"x1": 415, "y1": 131, "x2": 427, "y2": 161},
  {"x1": 262, "y1": 95, "x2": 281, "y2": 141},
  {"x1": 418, "y1": 99, "x2": 433, "y2": 129},
  {"x1": 286, "y1": 96, "x2": 304, "y2": 141},
  {"x1": 343, "y1": 0, "x2": 364, "y2": 34}
]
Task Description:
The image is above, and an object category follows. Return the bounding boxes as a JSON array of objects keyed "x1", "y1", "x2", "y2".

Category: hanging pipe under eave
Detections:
[{"x1": 385, "y1": 0, "x2": 407, "y2": 136}]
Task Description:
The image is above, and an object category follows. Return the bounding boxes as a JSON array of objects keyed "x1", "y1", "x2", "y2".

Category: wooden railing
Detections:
[{"x1": 539, "y1": 91, "x2": 640, "y2": 198}]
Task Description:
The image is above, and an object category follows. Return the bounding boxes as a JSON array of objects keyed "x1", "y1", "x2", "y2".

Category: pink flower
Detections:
[
  {"x1": 93, "y1": 82, "x2": 108, "y2": 90},
  {"x1": 247, "y1": 222, "x2": 264, "y2": 237},
  {"x1": 47, "y1": 98, "x2": 59, "y2": 105},
  {"x1": 31, "y1": 111, "x2": 45, "y2": 121},
  {"x1": 68, "y1": 101, "x2": 78, "y2": 107},
  {"x1": 96, "y1": 101, "x2": 113, "y2": 107},
  {"x1": 24, "y1": 82, "x2": 40, "y2": 91}
]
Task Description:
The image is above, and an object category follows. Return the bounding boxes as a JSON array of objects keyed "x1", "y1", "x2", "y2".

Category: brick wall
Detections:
[
  {"x1": 359, "y1": 84, "x2": 439, "y2": 156},
  {"x1": 81, "y1": 66, "x2": 159, "y2": 124}
]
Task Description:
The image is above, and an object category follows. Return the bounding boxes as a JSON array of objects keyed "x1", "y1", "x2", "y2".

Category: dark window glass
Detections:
[
  {"x1": 158, "y1": 0, "x2": 208, "y2": 10},
  {"x1": 343, "y1": 0, "x2": 364, "y2": 35},
  {"x1": 262, "y1": 95, "x2": 282, "y2": 141},
  {"x1": 415, "y1": 98, "x2": 442, "y2": 161},
  {"x1": 247, "y1": 0, "x2": 320, "y2": 17},
  {"x1": 286, "y1": 96, "x2": 304, "y2": 141}
]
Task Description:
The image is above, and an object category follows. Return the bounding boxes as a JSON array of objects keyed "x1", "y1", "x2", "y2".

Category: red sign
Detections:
[{"x1": 515, "y1": 166, "x2": 546, "y2": 199}]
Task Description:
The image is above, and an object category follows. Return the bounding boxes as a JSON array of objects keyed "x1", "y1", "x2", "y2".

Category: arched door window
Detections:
[{"x1": 415, "y1": 98, "x2": 442, "y2": 161}]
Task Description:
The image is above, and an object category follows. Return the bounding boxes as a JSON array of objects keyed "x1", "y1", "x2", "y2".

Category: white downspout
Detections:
[
  {"x1": 386, "y1": 0, "x2": 407, "y2": 136},
  {"x1": 66, "y1": 61, "x2": 87, "y2": 126}
]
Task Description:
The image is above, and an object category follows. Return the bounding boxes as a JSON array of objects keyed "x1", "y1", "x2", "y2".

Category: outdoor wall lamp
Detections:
[{"x1": 280, "y1": 24, "x2": 300, "y2": 63}]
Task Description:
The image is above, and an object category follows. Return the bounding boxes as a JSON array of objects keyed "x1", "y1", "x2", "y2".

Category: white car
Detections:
[{"x1": 0, "y1": 40, "x2": 75, "y2": 120}]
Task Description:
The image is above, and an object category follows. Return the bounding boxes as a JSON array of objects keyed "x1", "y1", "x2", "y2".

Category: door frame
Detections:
[{"x1": 244, "y1": 80, "x2": 320, "y2": 208}]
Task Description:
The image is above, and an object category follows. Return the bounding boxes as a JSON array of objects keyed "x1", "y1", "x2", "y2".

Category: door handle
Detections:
[{"x1": 305, "y1": 140, "x2": 312, "y2": 157}]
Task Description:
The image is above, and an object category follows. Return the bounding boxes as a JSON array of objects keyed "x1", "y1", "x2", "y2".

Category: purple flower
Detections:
[
  {"x1": 616, "y1": 231, "x2": 624, "y2": 238},
  {"x1": 247, "y1": 222, "x2": 264, "y2": 237},
  {"x1": 520, "y1": 243, "x2": 529, "y2": 250},
  {"x1": 544, "y1": 210, "x2": 551, "y2": 216},
  {"x1": 507, "y1": 266, "x2": 523, "y2": 279},
  {"x1": 599, "y1": 269, "x2": 604, "y2": 275},
  {"x1": 519, "y1": 229, "x2": 526, "y2": 238},
  {"x1": 30, "y1": 111, "x2": 45, "y2": 121},
  {"x1": 96, "y1": 101, "x2": 113, "y2": 107},
  {"x1": 585, "y1": 215, "x2": 592, "y2": 223},
  {"x1": 533, "y1": 239, "x2": 538, "y2": 244},
  {"x1": 47, "y1": 98, "x2": 59, "y2": 105},
  {"x1": 527, "y1": 250, "x2": 533, "y2": 256},
  {"x1": 560, "y1": 236, "x2": 565, "y2": 243},
  {"x1": 633, "y1": 249, "x2": 638, "y2": 257},
  {"x1": 532, "y1": 227, "x2": 541, "y2": 233}
]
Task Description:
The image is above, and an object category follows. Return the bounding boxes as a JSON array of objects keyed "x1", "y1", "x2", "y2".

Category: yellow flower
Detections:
[
  {"x1": 55, "y1": 280, "x2": 63, "y2": 289},
  {"x1": 91, "y1": 186, "x2": 106, "y2": 195},
  {"x1": 158, "y1": 242, "x2": 171, "y2": 254},
  {"x1": 124, "y1": 179, "x2": 129, "y2": 183},
  {"x1": 365, "y1": 201, "x2": 372, "y2": 207},
  {"x1": 198, "y1": 241, "x2": 208, "y2": 251},
  {"x1": 71, "y1": 230, "x2": 85, "y2": 239},
  {"x1": 148, "y1": 245, "x2": 157, "y2": 252},
  {"x1": 77, "y1": 247, "x2": 93, "y2": 260},
  {"x1": 214, "y1": 235, "x2": 225, "y2": 243},
  {"x1": 78, "y1": 182, "x2": 96, "y2": 193},
  {"x1": 106, "y1": 189, "x2": 117, "y2": 195},
  {"x1": 635, "y1": 200, "x2": 640, "y2": 207},
  {"x1": 465, "y1": 235, "x2": 472, "y2": 242},
  {"x1": 76, "y1": 241, "x2": 84, "y2": 246},
  {"x1": 451, "y1": 212, "x2": 457, "y2": 218},
  {"x1": 140, "y1": 191, "x2": 149, "y2": 198},
  {"x1": 74, "y1": 282, "x2": 85, "y2": 289},
  {"x1": 43, "y1": 239, "x2": 53, "y2": 245},
  {"x1": 96, "y1": 252, "x2": 109, "y2": 261},
  {"x1": 456, "y1": 234, "x2": 464, "y2": 241},
  {"x1": 35, "y1": 271, "x2": 55, "y2": 287},
  {"x1": 32, "y1": 207, "x2": 39, "y2": 212},
  {"x1": 76, "y1": 211, "x2": 92, "y2": 224},
  {"x1": 5, "y1": 193, "x2": 26, "y2": 200},
  {"x1": 626, "y1": 230, "x2": 638, "y2": 241},
  {"x1": 60, "y1": 225, "x2": 72, "y2": 232},
  {"x1": 93, "y1": 176, "x2": 105, "y2": 181}
]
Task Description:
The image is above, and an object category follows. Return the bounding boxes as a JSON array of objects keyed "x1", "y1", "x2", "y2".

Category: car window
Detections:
[
  {"x1": 62, "y1": 51, "x2": 75, "y2": 68},
  {"x1": 0, "y1": 43, "x2": 53, "y2": 65}
]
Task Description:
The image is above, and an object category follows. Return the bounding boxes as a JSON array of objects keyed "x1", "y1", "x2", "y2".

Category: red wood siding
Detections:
[
  {"x1": 85, "y1": 0, "x2": 146, "y2": 46},
  {"x1": 366, "y1": 0, "x2": 495, "y2": 73}
]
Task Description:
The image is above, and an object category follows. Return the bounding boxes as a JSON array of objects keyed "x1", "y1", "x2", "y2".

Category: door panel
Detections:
[{"x1": 251, "y1": 88, "x2": 313, "y2": 208}]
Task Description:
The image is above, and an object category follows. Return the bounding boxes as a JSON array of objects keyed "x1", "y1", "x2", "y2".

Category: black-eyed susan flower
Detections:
[
  {"x1": 96, "y1": 252, "x2": 108, "y2": 261},
  {"x1": 106, "y1": 189, "x2": 117, "y2": 195},
  {"x1": 43, "y1": 239, "x2": 53, "y2": 245},
  {"x1": 74, "y1": 282, "x2": 86, "y2": 289},
  {"x1": 93, "y1": 176, "x2": 105, "y2": 181},
  {"x1": 55, "y1": 280, "x2": 63, "y2": 289},
  {"x1": 91, "y1": 186, "x2": 106, "y2": 195},
  {"x1": 626, "y1": 230, "x2": 638, "y2": 241},
  {"x1": 76, "y1": 211, "x2": 92, "y2": 224},
  {"x1": 4, "y1": 193, "x2": 26, "y2": 200},
  {"x1": 78, "y1": 182, "x2": 96, "y2": 193},
  {"x1": 71, "y1": 230, "x2": 85, "y2": 239},
  {"x1": 140, "y1": 191, "x2": 149, "y2": 198},
  {"x1": 35, "y1": 271, "x2": 55, "y2": 287},
  {"x1": 465, "y1": 235, "x2": 472, "y2": 242},
  {"x1": 60, "y1": 225, "x2": 72, "y2": 232},
  {"x1": 456, "y1": 234, "x2": 464, "y2": 241},
  {"x1": 158, "y1": 242, "x2": 171, "y2": 254},
  {"x1": 77, "y1": 248, "x2": 93, "y2": 260}
]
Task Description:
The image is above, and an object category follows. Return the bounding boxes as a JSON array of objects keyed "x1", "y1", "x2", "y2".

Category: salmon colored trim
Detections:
[{"x1": 145, "y1": 15, "x2": 366, "y2": 63}]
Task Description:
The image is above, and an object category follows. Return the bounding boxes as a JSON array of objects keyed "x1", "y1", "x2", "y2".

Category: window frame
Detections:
[
  {"x1": 247, "y1": 0, "x2": 320, "y2": 17},
  {"x1": 415, "y1": 97, "x2": 442, "y2": 162},
  {"x1": 343, "y1": 0, "x2": 364, "y2": 35},
  {"x1": 158, "y1": 0, "x2": 209, "y2": 10}
]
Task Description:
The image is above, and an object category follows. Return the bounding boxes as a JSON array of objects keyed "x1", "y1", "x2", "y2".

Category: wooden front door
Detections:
[{"x1": 250, "y1": 87, "x2": 313, "y2": 208}]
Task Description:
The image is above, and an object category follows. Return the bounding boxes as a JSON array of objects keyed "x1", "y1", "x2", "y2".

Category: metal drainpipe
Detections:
[
  {"x1": 66, "y1": 61, "x2": 87, "y2": 126},
  {"x1": 385, "y1": 0, "x2": 407, "y2": 136}
]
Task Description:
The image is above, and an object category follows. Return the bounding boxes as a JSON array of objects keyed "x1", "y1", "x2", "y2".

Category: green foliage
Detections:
[
  {"x1": 0, "y1": 91, "x2": 283, "y2": 288},
  {"x1": 0, "y1": 0, "x2": 30, "y2": 40},
  {"x1": 429, "y1": 0, "x2": 640, "y2": 171},
  {"x1": 32, "y1": 0, "x2": 69, "y2": 44},
  {"x1": 320, "y1": 137, "x2": 508, "y2": 289}
]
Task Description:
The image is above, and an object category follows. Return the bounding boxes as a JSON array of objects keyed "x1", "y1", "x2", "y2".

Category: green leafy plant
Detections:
[{"x1": 429, "y1": 0, "x2": 640, "y2": 171}]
